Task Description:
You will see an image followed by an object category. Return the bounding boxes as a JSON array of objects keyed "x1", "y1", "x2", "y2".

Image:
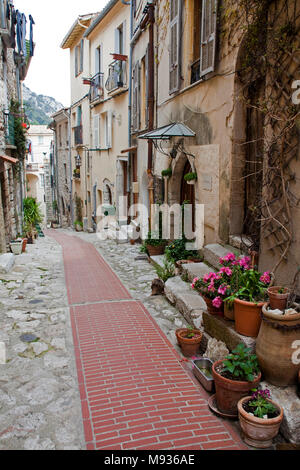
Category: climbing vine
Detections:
[{"x1": 226, "y1": 0, "x2": 300, "y2": 276}]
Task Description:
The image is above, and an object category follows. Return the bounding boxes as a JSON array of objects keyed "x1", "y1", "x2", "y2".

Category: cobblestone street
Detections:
[{"x1": 0, "y1": 230, "x2": 246, "y2": 450}]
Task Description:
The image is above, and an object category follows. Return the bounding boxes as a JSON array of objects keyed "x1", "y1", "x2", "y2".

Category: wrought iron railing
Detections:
[
  {"x1": 105, "y1": 60, "x2": 127, "y2": 93},
  {"x1": 90, "y1": 73, "x2": 104, "y2": 103},
  {"x1": 74, "y1": 125, "x2": 83, "y2": 146},
  {"x1": 190, "y1": 59, "x2": 201, "y2": 85}
]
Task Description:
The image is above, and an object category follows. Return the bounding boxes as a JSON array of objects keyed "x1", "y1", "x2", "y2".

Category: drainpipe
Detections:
[
  {"x1": 125, "y1": 0, "x2": 134, "y2": 212},
  {"x1": 62, "y1": 108, "x2": 73, "y2": 226},
  {"x1": 146, "y1": 2, "x2": 155, "y2": 225}
]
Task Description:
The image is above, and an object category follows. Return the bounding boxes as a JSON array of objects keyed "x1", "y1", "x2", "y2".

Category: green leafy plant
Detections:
[
  {"x1": 184, "y1": 172, "x2": 197, "y2": 182},
  {"x1": 143, "y1": 231, "x2": 167, "y2": 247},
  {"x1": 247, "y1": 388, "x2": 278, "y2": 419},
  {"x1": 10, "y1": 100, "x2": 27, "y2": 159},
  {"x1": 222, "y1": 343, "x2": 260, "y2": 382},
  {"x1": 23, "y1": 197, "x2": 43, "y2": 237},
  {"x1": 154, "y1": 257, "x2": 175, "y2": 282},
  {"x1": 225, "y1": 268, "x2": 270, "y2": 304},
  {"x1": 165, "y1": 237, "x2": 200, "y2": 263},
  {"x1": 161, "y1": 168, "x2": 172, "y2": 178},
  {"x1": 74, "y1": 220, "x2": 83, "y2": 228}
]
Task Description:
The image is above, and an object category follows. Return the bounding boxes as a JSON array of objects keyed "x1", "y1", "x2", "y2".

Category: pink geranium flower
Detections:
[
  {"x1": 212, "y1": 297, "x2": 223, "y2": 309},
  {"x1": 218, "y1": 285, "x2": 228, "y2": 296},
  {"x1": 220, "y1": 253, "x2": 236, "y2": 265},
  {"x1": 219, "y1": 267, "x2": 233, "y2": 277},
  {"x1": 239, "y1": 256, "x2": 251, "y2": 270},
  {"x1": 260, "y1": 271, "x2": 271, "y2": 285}
]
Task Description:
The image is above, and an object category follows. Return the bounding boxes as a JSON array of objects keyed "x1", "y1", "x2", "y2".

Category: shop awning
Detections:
[
  {"x1": 138, "y1": 123, "x2": 196, "y2": 140},
  {"x1": 0, "y1": 155, "x2": 18, "y2": 164}
]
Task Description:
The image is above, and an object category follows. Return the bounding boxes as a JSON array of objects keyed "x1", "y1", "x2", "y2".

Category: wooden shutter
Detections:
[
  {"x1": 145, "y1": 46, "x2": 149, "y2": 128},
  {"x1": 200, "y1": 0, "x2": 217, "y2": 77},
  {"x1": 169, "y1": 0, "x2": 182, "y2": 93},
  {"x1": 106, "y1": 111, "x2": 112, "y2": 148},
  {"x1": 93, "y1": 114, "x2": 99, "y2": 148},
  {"x1": 75, "y1": 45, "x2": 78, "y2": 76},
  {"x1": 80, "y1": 39, "x2": 84, "y2": 73},
  {"x1": 114, "y1": 28, "x2": 120, "y2": 54},
  {"x1": 132, "y1": 62, "x2": 139, "y2": 131}
]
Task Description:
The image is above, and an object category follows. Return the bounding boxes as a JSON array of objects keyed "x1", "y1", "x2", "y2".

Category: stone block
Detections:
[
  {"x1": 0, "y1": 253, "x2": 15, "y2": 274},
  {"x1": 164, "y1": 276, "x2": 189, "y2": 304},
  {"x1": 182, "y1": 262, "x2": 215, "y2": 282},
  {"x1": 261, "y1": 381, "x2": 300, "y2": 444},
  {"x1": 150, "y1": 255, "x2": 166, "y2": 269},
  {"x1": 202, "y1": 243, "x2": 240, "y2": 270},
  {"x1": 203, "y1": 311, "x2": 256, "y2": 352}
]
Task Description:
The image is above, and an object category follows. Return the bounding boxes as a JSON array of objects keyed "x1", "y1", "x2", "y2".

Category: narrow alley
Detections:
[{"x1": 0, "y1": 232, "x2": 246, "y2": 450}]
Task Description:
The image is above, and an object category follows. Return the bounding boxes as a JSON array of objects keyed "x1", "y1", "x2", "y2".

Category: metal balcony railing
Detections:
[
  {"x1": 5, "y1": 114, "x2": 15, "y2": 146},
  {"x1": 105, "y1": 60, "x2": 127, "y2": 93},
  {"x1": 74, "y1": 125, "x2": 83, "y2": 146},
  {"x1": 90, "y1": 73, "x2": 104, "y2": 103},
  {"x1": 26, "y1": 163, "x2": 39, "y2": 172}
]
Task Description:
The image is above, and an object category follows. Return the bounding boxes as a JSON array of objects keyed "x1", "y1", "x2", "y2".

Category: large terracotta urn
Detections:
[{"x1": 256, "y1": 304, "x2": 300, "y2": 386}]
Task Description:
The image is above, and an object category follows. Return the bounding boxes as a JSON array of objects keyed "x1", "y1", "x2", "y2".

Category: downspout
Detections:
[
  {"x1": 123, "y1": 0, "x2": 133, "y2": 212},
  {"x1": 147, "y1": 2, "x2": 155, "y2": 226},
  {"x1": 62, "y1": 109, "x2": 73, "y2": 226}
]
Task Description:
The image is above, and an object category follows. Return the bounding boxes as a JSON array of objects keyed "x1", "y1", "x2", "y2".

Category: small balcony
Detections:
[
  {"x1": 26, "y1": 163, "x2": 39, "y2": 172},
  {"x1": 74, "y1": 125, "x2": 83, "y2": 146},
  {"x1": 89, "y1": 73, "x2": 104, "y2": 103},
  {"x1": 105, "y1": 60, "x2": 127, "y2": 94}
]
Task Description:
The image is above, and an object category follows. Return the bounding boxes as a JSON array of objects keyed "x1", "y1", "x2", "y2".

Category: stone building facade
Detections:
[
  {"x1": 0, "y1": 1, "x2": 34, "y2": 250},
  {"x1": 49, "y1": 109, "x2": 71, "y2": 228}
]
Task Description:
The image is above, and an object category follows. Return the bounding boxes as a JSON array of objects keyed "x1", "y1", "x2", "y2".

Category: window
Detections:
[
  {"x1": 95, "y1": 45, "x2": 102, "y2": 75},
  {"x1": 132, "y1": 61, "x2": 140, "y2": 131},
  {"x1": 200, "y1": 0, "x2": 218, "y2": 77},
  {"x1": 0, "y1": 0, "x2": 7, "y2": 30},
  {"x1": 115, "y1": 22, "x2": 126, "y2": 54},
  {"x1": 191, "y1": 0, "x2": 218, "y2": 83},
  {"x1": 104, "y1": 111, "x2": 112, "y2": 149},
  {"x1": 140, "y1": 51, "x2": 149, "y2": 130},
  {"x1": 169, "y1": 0, "x2": 182, "y2": 93},
  {"x1": 64, "y1": 163, "x2": 67, "y2": 183},
  {"x1": 75, "y1": 39, "x2": 84, "y2": 76},
  {"x1": 40, "y1": 174, "x2": 45, "y2": 188},
  {"x1": 38, "y1": 135, "x2": 44, "y2": 145},
  {"x1": 93, "y1": 114, "x2": 100, "y2": 149}
]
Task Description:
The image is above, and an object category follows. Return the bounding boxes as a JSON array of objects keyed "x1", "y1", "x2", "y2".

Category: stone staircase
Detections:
[{"x1": 150, "y1": 242, "x2": 300, "y2": 444}]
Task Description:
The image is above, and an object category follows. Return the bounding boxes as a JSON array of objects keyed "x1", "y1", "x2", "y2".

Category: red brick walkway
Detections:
[{"x1": 47, "y1": 230, "x2": 246, "y2": 450}]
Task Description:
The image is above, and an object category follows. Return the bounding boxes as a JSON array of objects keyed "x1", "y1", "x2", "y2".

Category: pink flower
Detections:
[
  {"x1": 260, "y1": 271, "x2": 271, "y2": 285},
  {"x1": 239, "y1": 256, "x2": 251, "y2": 270},
  {"x1": 203, "y1": 272, "x2": 218, "y2": 283},
  {"x1": 208, "y1": 282, "x2": 215, "y2": 292},
  {"x1": 218, "y1": 285, "x2": 228, "y2": 296},
  {"x1": 212, "y1": 297, "x2": 223, "y2": 309},
  {"x1": 220, "y1": 253, "x2": 236, "y2": 264},
  {"x1": 219, "y1": 267, "x2": 233, "y2": 277}
]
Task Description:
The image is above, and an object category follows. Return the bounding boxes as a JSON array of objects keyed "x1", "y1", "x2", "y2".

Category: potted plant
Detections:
[
  {"x1": 184, "y1": 172, "x2": 197, "y2": 185},
  {"x1": 225, "y1": 268, "x2": 270, "y2": 337},
  {"x1": 10, "y1": 239, "x2": 23, "y2": 255},
  {"x1": 143, "y1": 231, "x2": 167, "y2": 256},
  {"x1": 212, "y1": 344, "x2": 261, "y2": 416},
  {"x1": 176, "y1": 326, "x2": 203, "y2": 357},
  {"x1": 267, "y1": 286, "x2": 290, "y2": 310},
  {"x1": 237, "y1": 388, "x2": 284, "y2": 448},
  {"x1": 74, "y1": 220, "x2": 83, "y2": 232},
  {"x1": 256, "y1": 303, "x2": 300, "y2": 386},
  {"x1": 161, "y1": 168, "x2": 172, "y2": 179},
  {"x1": 165, "y1": 237, "x2": 200, "y2": 264},
  {"x1": 23, "y1": 197, "x2": 43, "y2": 244},
  {"x1": 22, "y1": 237, "x2": 28, "y2": 253}
]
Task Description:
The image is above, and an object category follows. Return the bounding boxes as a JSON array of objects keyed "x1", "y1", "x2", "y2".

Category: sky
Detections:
[{"x1": 18, "y1": 0, "x2": 109, "y2": 107}]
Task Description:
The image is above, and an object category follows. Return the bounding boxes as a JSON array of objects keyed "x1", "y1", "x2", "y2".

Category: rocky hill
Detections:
[{"x1": 23, "y1": 85, "x2": 64, "y2": 125}]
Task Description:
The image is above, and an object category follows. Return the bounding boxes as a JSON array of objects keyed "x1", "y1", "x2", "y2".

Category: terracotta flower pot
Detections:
[
  {"x1": 22, "y1": 238, "x2": 28, "y2": 253},
  {"x1": 238, "y1": 396, "x2": 284, "y2": 448},
  {"x1": 146, "y1": 244, "x2": 166, "y2": 256},
  {"x1": 176, "y1": 328, "x2": 202, "y2": 357},
  {"x1": 256, "y1": 303, "x2": 300, "y2": 386},
  {"x1": 267, "y1": 286, "x2": 290, "y2": 311},
  {"x1": 212, "y1": 360, "x2": 261, "y2": 416},
  {"x1": 202, "y1": 296, "x2": 224, "y2": 317},
  {"x1": 234, "y1": 298, "x2": 266, "y2": 337},
  {"x1": 224, "y1": 301, "x2": 235, "y2": 321}
]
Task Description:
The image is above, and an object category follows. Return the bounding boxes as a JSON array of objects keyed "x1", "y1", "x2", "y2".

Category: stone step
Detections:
[
  {"x1": 0, "y1": 253, "x2": 15, "y2": 274},
  {"x1": 202, "y1": 243, "x2": 241, "y2": 271},
  {"x1": 150, "y1": 255, "x2": 165, "y2": 269},
  {"x1": 164, "y1": 276, "x2": 206, "y2": 329},
  {"x1": 181, "y1": 262, "x2": 215, "y2": 283},
  {"x1": 202, "y1": 311, "x2": 256, "y2": 353}
]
